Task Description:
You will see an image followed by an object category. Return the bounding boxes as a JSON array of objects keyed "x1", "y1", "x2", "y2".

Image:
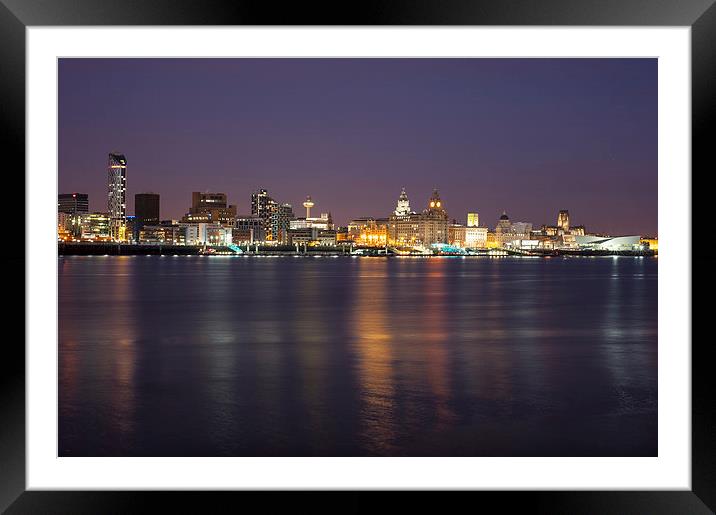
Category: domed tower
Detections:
[
  {"x1": 394, "y1": 187, "x2": 411, "y2": 216},
  {"x1": 496, "y1": 211, "x2": 511, "y2": 233}
]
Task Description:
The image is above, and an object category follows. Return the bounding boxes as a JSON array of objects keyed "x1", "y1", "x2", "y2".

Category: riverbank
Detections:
[{"x1": 57, "y1": 242, "x2": 656, "y2": 257}]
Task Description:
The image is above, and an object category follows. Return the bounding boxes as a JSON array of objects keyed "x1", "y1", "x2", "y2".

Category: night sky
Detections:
[{"x1": 58, "y1": 58, "x2": 657, "y2": 235}]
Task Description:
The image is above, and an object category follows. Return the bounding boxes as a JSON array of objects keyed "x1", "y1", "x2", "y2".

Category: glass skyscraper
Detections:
[{"x1": 107, "y1": 153, "x2": 127, "y2": 240}]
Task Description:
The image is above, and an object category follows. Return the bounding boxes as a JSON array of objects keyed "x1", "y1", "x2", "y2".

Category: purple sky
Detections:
[{"x1": 58, "y1": 58, "x2": 657, "y2": 235}]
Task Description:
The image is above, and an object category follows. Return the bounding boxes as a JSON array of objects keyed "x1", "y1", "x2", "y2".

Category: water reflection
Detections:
[
  {"x1": 59, "y1": 256, "x2": 658, "y2": 457},
  {"x1": 352, "y1": 259, "x2": 396, "y2": 454}
]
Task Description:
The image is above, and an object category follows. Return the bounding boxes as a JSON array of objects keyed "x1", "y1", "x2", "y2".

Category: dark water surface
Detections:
[{"x1": 58, "y1": 256, "x2": 657, "y2": 456}]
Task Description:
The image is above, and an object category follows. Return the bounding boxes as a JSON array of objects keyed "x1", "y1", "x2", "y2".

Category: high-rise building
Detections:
[
  {"x1": 466, "y1": 212, "x2": 479, "y2": 227},
  {"x1": 58, "y1": 193, "x2": 89, "y2": 215},
  {"x1": 251, "y1": 189, "x2": 276, "y2": 238},
  {"x1": 557, "y1": 209, "x2": 570, "y2": 233},
  {"x1": 270, "y1": 203, "x2": 295, "y2": 244},
  {"x1": 134, "y1": 193, "x2": 160, "y2": 241},
  {"x1": 107, "y1": 153, "x2": 127, "y2": 240},
  {"x1": 182, "y1": 192, "x2": 237, "y2": 227},
  {"x1": 251, "y1": 189, "x2": 271, "y2": 218},
  {"x1": 135, "y1": 193, "x2": 160, "y2": 224}
]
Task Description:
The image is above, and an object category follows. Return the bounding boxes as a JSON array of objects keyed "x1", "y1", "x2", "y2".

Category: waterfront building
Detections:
[
  {"x1": 448, "y1": 224, "x2": 466, "y2": 247},
  {"x1": 641, "y1": 237, "x2": 658, "y2": 252},
  {"x1": 495, "y1": 212, "x2": 511, "y2": 234},
  {"x1": 107, "y1": 153, "x2": 127, "y2": 241},
  {"x1": 289, "y1": 199, "x2": 333, "y2": 231},
  {"x1": 464, "y1": 226, "x2": 488, "y2": 248},
  {"x1": 449, "y1": 220, "x2": 488, "y2": 248},
  {"x1": 270, "y1": 203, "x2": 295, "y2": 243},
  {"x1": 388, "y1": 189, "x2": 449, "y2": 246},
  {"x1": 58, "y1": 193, "x2": 89, "y2": 215},
  {"x1": 335, "y1": 227, "x2": 350, "y2": 243},
  {"x1": 467, "y1": 212, "x2": 479, "y2": 227},
  {"x1": 486, "y1": 232, "x2": 501, "y2": 249},
  {"x1": 574, "y1": 235, "x2": 642, "y2": 251},
  {"x1": 511, "y1": 221, "x2": 533, "y2": 236},
  {"x1": 80, "y1": 212, "x2": 111, "y2": 241},
  {"x1": 287, "y1": 227, "x2": 337, "y2": 246},
  {"x1": 394, "y1": 187, "x2": 412, "y2": 216},
  {"x1": 178, "y1": 222, "x2": 231, "y2": 246},
  {"x1": 182, "y1": 192, "x2": 237, "y2": 227},
  {"x1": 139, "y1": 224, "x2": 185, "y2": 245},
  {"x1": 233, "y1": 216, "x2": 266, "y2": 244},
  {"x1": 134, "y1": 193, "x2": 160, "y2": 240},
  {"x1": 58, "y1": 193, "x2": 88, "y2": 238},
  {"x1": 316, "y1": 230, "x2": 337, "y2": 246},
  {"x1": 493, "y1": 212, "x2": 531, "y2": 247},
  {"x1": 347, "y1": 217, "x2": 388, "y2": 246},
  {"x1": 57, "y1": 212, "x2": 73, "y2": 241},
  {"x1": 251, "y1": 188, "x2": 278, "y2": 239}
]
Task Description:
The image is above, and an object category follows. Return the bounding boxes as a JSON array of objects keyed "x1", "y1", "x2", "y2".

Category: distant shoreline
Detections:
[{"x1": 57, "y1": 242, "x2": 656, "y2": 258}]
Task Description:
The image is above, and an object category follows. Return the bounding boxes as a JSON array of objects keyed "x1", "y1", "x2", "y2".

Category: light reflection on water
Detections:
[{"x1": 59, "y1": 256, "x2": 657, "y2": 456}]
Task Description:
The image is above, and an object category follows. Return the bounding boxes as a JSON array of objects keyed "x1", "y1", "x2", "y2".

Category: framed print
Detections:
[{"x1": 2, "y1": 0, "x2": 713, "y2": 512}]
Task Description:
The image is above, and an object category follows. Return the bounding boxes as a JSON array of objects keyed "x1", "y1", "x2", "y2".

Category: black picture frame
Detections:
[{"x1": 2, "y1": 1, "x2": 712, "y2": 512}]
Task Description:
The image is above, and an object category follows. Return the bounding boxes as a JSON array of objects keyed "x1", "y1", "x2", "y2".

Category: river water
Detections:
[{"x1": 58, "y1": 255, "x2": 657, "y2": 456}]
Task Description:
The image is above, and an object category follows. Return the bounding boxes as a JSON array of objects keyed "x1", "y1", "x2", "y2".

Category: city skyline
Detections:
[{"x1": 59, "y1": 58, "x2": 657, "y2": 234}]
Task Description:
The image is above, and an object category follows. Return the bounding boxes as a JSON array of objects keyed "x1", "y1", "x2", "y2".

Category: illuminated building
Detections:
[
  {"x1": 251, "y1": 188, "x2": 278, "y2": 239},
  {"x1": 641, "y1": 237, "x2": 658, "y2": 252},
  {"x1": 139, "y1": 224, "x2": 184, "y2": 245},
  {"x1": 287, "y1": 227, "x2": 337, "y2": 246},
  {"x1": 270, "y1": 203, "x2": 295, "y2": 243},
  {"x1": 80, "y1": 212, "x2": 111, "y2": 241},
  {"x1": 388, "y1": 189, "x2": 449, "y2": 246},
  {"x1": 485, "y1": 232, "x2": 501, "y2": 249},
  {"x1": 465, "y1": 226, "x2": 488, "y2": 248},
  {"x1": 394, "y1": 187, "x2": 412, "y2": 216},
  {"x1": 557, "y1": 209, "x2": 570, "y2": 234},
  {"x1": 467, "y1": 212, "x2": 479, "y2": 227},
  {"x1": 290, "y1": 197, "x2": 333, "y2": 231},
  {"x1": 134, "y1": 193, "x2": 160, "y2": 240},
  {"x1": 57, "y1": 212, "x2": 72, "y2": 241},
  {"x1": 107, "y1": 153, "x2": 127, "y2": 241},
  {"x1": 574, "y1": 235, "x2": 642, "y2": 251},
  {"x1": 542, "y1": 225, "x2": 559, "y2": 236},
  {"x1": 58, "y1": 193, "x2": 88, "y2": 238},
  {"x1": 449, "y1": 217, "x2": 488, "y2": 248},
  {"x1": 347, "y1": 217, "x2": 388, "y2": 247},
  {"x1": 182, "y1": 192, "x2": 237, "y2": 227},
  {"x1": 492, "y1": 212, "x2": 533, "y2": 247},
  {"x1": 448, "y1": 224, "x2": 466, "y2": 247},
  {"x1": 234, "y1": 216, "x2": 266, "y2": 243},
  {"x1": 178, "y1": 222, "x2": 232, "y2": 246},
  {"x1": 571, "y1": 225, "x2": 586, "y2": 236}
]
